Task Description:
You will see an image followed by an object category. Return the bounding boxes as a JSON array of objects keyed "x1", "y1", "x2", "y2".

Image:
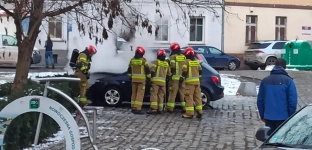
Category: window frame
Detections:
[
  {"x1": 275, "y1": 17, "x2": 287, "y2": 41},
  {"x1": 189, "y1": 17, "x2": 204, "y2": 44},
  {"x1": 154, "y1": 16, "x2": 169, "y2": 43},
  {"x1": 48, "y1": 16, "x2": 63, "y2": 41},
  {"x1": 245, "y1": 15, "x2": 257, "y2": 44}
]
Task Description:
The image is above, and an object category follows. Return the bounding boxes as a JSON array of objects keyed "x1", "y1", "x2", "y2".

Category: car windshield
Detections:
[
  {"x1": 248, "y1": 43, "x2": 271, "y2": 49},
  {"x1": 267, "y1": 105, "x2": 312, "y2": 149}
]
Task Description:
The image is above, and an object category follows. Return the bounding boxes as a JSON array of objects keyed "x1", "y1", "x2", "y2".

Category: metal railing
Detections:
[{"x1": 30, "y1": 77, "x2": 102, "y2": 150}]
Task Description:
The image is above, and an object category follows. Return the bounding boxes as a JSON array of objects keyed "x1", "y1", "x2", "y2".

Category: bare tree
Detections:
[{"x1": 0, "y1": 0, "x2": 223, "y2": 94}]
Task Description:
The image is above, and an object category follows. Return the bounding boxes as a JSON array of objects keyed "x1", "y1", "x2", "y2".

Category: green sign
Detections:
[{"x1": 29, "y1": 98, "x2": 40, "y2": 109}]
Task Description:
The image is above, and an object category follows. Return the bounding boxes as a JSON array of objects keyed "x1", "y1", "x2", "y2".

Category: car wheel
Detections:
[
  {"x1": 249, "y1": 66, "x2": 258, "y2": 70},
  {"x1": 260, "y1": 66, "x2": 266, "y2": 70},
  {"x1": 201, "y1": 89, "x2": 211, "y2": 109},
  {"x1": 265, "y1": 57, "x2": 277, "y2": 66},
  {"x1": 103, "y1": 87, "x2": 122, "y2": 107},
  {"x1": 228, "y1": 61, "x2": 237, "y2": 70}
]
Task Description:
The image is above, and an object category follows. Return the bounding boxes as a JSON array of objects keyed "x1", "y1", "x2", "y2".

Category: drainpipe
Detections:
[{"x1": 221, "y1": 0, "x2": 225, "y2": 52}]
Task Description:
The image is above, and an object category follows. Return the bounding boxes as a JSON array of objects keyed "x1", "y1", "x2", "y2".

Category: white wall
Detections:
[
  {"x1": 35, "y1": 1, "x2": 223, "y2": 51},
  {"x1": 0, "y1": 17, "x2": 16, "y2": 35}
]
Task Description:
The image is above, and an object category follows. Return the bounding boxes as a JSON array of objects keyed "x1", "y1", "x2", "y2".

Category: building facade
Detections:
[{"x1": 224, "y1": 0, "x2": 312, "y2": 68}]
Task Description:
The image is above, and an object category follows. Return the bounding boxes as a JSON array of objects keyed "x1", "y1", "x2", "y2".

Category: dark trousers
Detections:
[{"x1": 265, "y1": 119, "x2": 285, "y2": 135}]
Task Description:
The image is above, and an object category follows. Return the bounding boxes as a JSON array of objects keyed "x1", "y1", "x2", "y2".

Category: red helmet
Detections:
[
  {"x1": 135, "y1": 46, "x2": 145, "y2": 55},
  {"x1": 87, "y1": 45, "x2": 97, "y2": 54},
  {"x1": 184, "y1": 47, "x2": 195, "y2": 56},
  {"x1": 157, "y1": 49, "x2": 166, "y2": 56},
  {"x1": 170, "y1": 42, "x2": 180, "y2": 51}
]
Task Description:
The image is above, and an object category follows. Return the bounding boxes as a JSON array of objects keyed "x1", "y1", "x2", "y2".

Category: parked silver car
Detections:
[{"x1": 244, "y1": 41, "x2": 286, "y2": 70}]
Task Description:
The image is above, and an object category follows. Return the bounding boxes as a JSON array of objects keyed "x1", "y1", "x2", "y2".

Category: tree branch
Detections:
[
  {"x1": 0, "y1": 5, "x2": 14, "y2": 17},
  {"x1": 44, "y1": 0, "x2": 91, "y2": 17}
]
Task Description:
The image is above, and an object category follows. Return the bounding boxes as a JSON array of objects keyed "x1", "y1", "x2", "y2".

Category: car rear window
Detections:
[
  {"x1": 201, "y1": 62, "x2": 219, "y2": 75},
  {"x1": 248, "y1": 43, "x2": 271, "y2": 49}
]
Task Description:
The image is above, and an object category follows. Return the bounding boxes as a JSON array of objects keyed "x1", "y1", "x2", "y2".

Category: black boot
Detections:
[
  {"x1": 196, "y1": 113, "x2": 202, "y2": 119},
  {"x1": 181, "y1": 109, "x2": 186, "y2": 113},
  {"x1": 157, "y1": 110, "x2": 163, "y2": 114},
  {"x1": 132, "y1": 110, "x2": 144, "y2": 115},
  {"x1": 146, "y1": 109, "x2": 158, "y2": 115}
]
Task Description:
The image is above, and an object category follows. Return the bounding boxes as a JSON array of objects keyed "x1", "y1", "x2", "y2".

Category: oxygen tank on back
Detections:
[{"x1": 70, "y1": 49, "x2": 80, "y2": 68}]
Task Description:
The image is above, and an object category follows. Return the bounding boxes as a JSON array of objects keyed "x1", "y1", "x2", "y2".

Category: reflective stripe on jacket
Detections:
[
  {"x1": 128, "y1": 58, "x2": 151, "y2": 83},
  {"x1": 169, "y1": 54, "x2": 186, "y2": 80},
  {"x1": 77, "y1": 53, "x2": 90, "y2": 72},
  {"x1": 182, "y1": 59, "x2": 202, "y2": 85},
  {"x1": 150, "y1": 59, "x2": 171, "y2": 85}
]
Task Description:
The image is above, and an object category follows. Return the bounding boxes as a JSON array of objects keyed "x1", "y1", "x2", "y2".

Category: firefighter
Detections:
[
  {"x1": 75, "y1": 45, "x2": 97, "y2": 107},
  {"x1": 128, "y1": 46, "x2": 151, "y2": 114},
  {"x1": 181, "y1": 47, "x2": 203, "y2": 119},
  {"x1": 167, "y1": 42, "x2": 186, "y2": 113},
  {"x1": 146, "y1": 49, "x2": 171, "y2": 114}
]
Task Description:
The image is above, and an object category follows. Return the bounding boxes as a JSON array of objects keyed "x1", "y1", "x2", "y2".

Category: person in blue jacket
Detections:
[
  {"x1": 257, "y1": 58, "x2": 297, "y2": 135},
  {"x1": 45, "y1": 35, "x2": 54, "y2": 69}
]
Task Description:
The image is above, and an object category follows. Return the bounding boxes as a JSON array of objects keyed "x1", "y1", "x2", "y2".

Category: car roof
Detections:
[{"x1": 251, "y1": 40, "x2": 287, "y2": 44}]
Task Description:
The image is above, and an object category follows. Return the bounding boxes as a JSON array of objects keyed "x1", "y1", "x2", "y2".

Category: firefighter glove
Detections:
[
  {"x1": 179, "y1": 77, "x2": 184, "y2": 87},
  {"x1": 76, "y1": 62, "x2": 83, "y2": 69}
]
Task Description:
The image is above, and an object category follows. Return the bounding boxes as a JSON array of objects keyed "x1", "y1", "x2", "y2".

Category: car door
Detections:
[
  {"x1": 1, "y1": 35, "x2": 18, "y2": 65},
  {"x1": 207, "y1": 47, "x2": 228, "y2": 67}
]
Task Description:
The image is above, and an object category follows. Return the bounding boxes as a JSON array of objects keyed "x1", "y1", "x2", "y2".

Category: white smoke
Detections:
[{"x1": 65, "y1": 32, "x2": 157, "y2": 74}]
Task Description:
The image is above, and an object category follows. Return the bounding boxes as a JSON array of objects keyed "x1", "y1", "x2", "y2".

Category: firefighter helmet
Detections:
[
  {"x1": 170, "y1": 42, "x2": 180, "y2": 51},
  {"x1": 157, "y1": 49, "x2": 166, "y2": 56},
  {"x1": 184, "y1": 47, "x2": 195, "y2": 56},
  {"x1": 136, "y1": 46, "x2": 145, "y2": 55},
  {"x1": 87, "y1": 45, "x2": 97, "y2": 54}
]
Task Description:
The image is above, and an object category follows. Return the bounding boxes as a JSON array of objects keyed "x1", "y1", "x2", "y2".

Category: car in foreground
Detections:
[
  {"x1": 181, "y1": 46, "x2": 240, "y2": 70},
  {"x1": 254, "y1": 104, "x2": 312, "y2": 149},
  {"x1": 86, "y1": 59, "x2": 224, "y2": 108},
  {"x1": 244, "y1": 41, "x2": 286, "y2": 70}
]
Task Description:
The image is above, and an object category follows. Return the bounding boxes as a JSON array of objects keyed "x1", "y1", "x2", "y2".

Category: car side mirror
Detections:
[{"x1": 255, "y1": 127, "x2": 271, "y2": 142}]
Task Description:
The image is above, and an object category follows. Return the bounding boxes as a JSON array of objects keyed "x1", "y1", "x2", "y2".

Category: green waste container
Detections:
[{"x1": 282, "y1": 40, "x2": 312, "y2": 70}]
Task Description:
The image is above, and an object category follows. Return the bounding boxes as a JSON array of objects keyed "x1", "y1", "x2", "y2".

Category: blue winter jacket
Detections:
[
  {"x1": 257, "y1": 66, "x2": 297, "y2": 121},
  {"x1": 45, "y1": 39, "x2": 53, "y2": 51}
]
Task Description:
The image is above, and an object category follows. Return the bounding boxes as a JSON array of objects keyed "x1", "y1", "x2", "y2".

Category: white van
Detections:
[{"x1": 0, "y1": 33, "x2": 41, "y2": 67}]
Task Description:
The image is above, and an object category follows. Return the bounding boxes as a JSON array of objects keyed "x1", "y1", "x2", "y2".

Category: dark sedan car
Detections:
[
  {"x1": 86, "y1": 61, "x2": 224, "y2": 108},
  {"x1": 181, "y1": 46, "x2": 240, "y2": 70},
  {"x1": 254, "y1": 104, "x2": 312, "y2": 149}
]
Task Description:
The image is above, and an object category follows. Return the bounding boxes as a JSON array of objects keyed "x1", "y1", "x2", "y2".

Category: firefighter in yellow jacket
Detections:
[
  {"x1": 167, "y1": 42, "x2": 186, "y2": 113},
  {"x1": 128, "y1": 46, "x2": 151, "y2": 114},
  {"x1": 147, "y1": 49, "x2": 171, "y2": 114},
  {"x1": 181, "y1": 47, "x2": 203, "y2": 119},
  {"x1": 75, "y1": 45, "x2": 97, "y2": 106}
]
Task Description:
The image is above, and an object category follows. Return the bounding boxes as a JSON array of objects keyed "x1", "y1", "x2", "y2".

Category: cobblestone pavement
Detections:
[{"x1": 46, "y1": 95, "x2": 263, "y2": 150}]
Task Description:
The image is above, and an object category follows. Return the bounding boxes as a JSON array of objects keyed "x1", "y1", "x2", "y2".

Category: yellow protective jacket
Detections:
[
  {"x1": 127, "y1": 58, "x2": 151, "y2": 83},
  {"x1": 150, "y1": 59, "x2": 171, "y2": 85},
  {"x1": 168, "y1": 54, "x2": 186, "y2": 81},
  {"x1": 76, "y1": 52, "x2": 91, "y2": 73},
  {"x1": 182, "y1": 59, "x2": 202, "y2": 85}
]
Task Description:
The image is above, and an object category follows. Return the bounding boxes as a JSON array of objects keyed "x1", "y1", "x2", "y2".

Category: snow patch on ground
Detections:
[
  {"x1": 263, "y1": 65, "x2": 299, "y2": 71},
  {"x1": 23, "y1": 131, "x2": 64, "y2": 150},
  {"x1": 220, "y1": 74, "x2": 241, "y2": 96},
  {"x1": 1, "y1": 72, "x2": 68, "y2": 78}
]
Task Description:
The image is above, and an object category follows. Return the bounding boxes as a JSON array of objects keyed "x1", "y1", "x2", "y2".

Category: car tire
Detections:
[
  {"x1": 228, "y1": 61, "x2": 237, "y2": 71},
  {"x1": 249, "y1": 66, "x2": 258, "y2": 70},
  {"x1": 260, "y1": 66, "x2": 266, "y2": 70},
  {"x1": 102, "y1": 86, "x2": 123, "y2": 107},
  {"x1": 265, "y1": 57, "x2": 277, "y2": 66},
  {"x1": 201, "y1": 89, "x2": 211, "y2": 109}
]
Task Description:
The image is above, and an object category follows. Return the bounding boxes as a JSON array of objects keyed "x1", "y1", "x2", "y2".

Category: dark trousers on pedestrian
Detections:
[
  {"x1": 265, "y1": 119, "x2": 285, "y2": 135},
  {"x1": 45, "y1": 51, "x2": 54, "y2": 68}
]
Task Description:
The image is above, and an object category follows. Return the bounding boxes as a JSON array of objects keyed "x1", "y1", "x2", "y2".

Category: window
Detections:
[
  {"x1": 276, "y1": 17, "x2": 286, "y2": 40},
  {"x1": 196, "y1": 47, "x2": 206, "y2": 53},
  {"x1": 267, "y1": 106, "x2": 312, "y2": 148},
  {"x1": 209, "y1": 47, "x2": 222, "y2": 55},
  {"x1": 272, "y1": 42, "x2": 286, "y2": 49},
  {"x1": 155, "y1": 16, "x2": 169, "y2": 41},
  {"x1": 248, "y1": 43, "x2": 271, "y2": 49},
  {"x1": 2, "y1": 35, "x2": 17, "y2": 46},
  {"x1": 190, "y1": 18, "x2": 203, "y2": 42},
  {"x1": 246, "y1": 15, "x2": 257, "y2": 44},
  {"x1": 48, "y1": 17, "x2": 63, "y2": 39}
]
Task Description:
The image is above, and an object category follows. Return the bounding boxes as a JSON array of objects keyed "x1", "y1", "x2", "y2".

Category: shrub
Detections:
[{"x1": 1, "y1": 74, "x2": 80, "y2": 149}]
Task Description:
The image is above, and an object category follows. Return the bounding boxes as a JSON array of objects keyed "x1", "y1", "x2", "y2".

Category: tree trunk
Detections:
[{"x1": 11, "y1": 40, "x2": 34, "y2": 94}]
